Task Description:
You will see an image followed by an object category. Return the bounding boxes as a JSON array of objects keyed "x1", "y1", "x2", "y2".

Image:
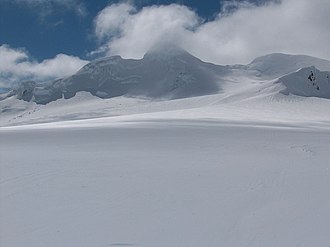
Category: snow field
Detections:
[{"x1": 1, "y1": 119, "x2": 330, "y2": 247}]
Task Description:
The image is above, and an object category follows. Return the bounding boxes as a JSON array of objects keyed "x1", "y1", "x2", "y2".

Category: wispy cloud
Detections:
[
  {"x1": 92, "y1": 0, "x2": 330, "y2": 65},
  {"x1": 0, "y1": 45, "x2": 89, "y2": 88},
  {"x1": 1, "y1": 0, "x2": 87, "y2": 18}
]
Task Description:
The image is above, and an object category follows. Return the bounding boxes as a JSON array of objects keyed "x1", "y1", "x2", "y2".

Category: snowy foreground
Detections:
[{"x1": 1, "y1": 92, "x2": 330, "y2": 247}]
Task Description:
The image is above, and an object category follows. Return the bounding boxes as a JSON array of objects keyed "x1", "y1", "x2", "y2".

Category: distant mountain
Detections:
[
  {"x1": 12, "y1": 45, "x2": 228, "y2": 104},
  {"x1": 4, "y1": 46, "x2": 330, "y2": 104},
  {"x1": 245, "y1": 53, "x2": 330, "y2": 78}
]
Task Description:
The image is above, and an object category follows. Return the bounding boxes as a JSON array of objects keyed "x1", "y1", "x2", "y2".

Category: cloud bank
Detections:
[
  {"x1": 0, "y1": 45, "x2": 89, "y2": 88},
  {"x1": 94, "y1": 0, "x2": 330, "y2": 65}
]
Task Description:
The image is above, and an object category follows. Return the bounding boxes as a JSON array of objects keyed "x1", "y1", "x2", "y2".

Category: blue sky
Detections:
[{"x1": 0, "y1": 0, "x2": 329, "y2": 88}]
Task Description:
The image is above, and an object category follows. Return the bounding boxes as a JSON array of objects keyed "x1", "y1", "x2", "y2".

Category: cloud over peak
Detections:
[
  {"x1": 1, "y1": 0, "x2": 329, "y2": 89},
  {"x1": 93, "y1": 0, "x2": 330, "y2": 65},
  {"x1": 93, "y1": 3, "x2": 201, "y2": 59}
]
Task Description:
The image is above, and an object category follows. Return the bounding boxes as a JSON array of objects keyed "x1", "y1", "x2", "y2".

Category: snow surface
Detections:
[
  {"x1": 1, "y1": 92, "x2": 330, "y2": 247},
  {"x1": 1, "y1": 48, "x2": 330, "y2": 246}
]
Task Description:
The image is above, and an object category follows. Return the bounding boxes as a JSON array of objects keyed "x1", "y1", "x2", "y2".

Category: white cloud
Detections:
[
  {"x1": 93, "y1": 0, "x2": 330, "y2": 65},
  {"x1": 94, "y1": 3, "x2": 201, "y2": 59},
  {"x1": 95, "y1": 2, "x2": 137, "y2": 40},
  {"x1": 0, "y1": 45, "x2": 89, "y2": 88}
]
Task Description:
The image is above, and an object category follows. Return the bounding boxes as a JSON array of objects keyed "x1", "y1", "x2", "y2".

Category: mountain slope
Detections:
[
  {"x1": 13, "y1": 45, "x2": 227, "y2": 104},
  {"x1": 3, "y1": 48, "x2": 330, "y2": 106},
  {"x1": 277, "y1": 66, "x2": 330, "y2": 98},
  {"x1": 245, "y1": 53, "x2": 330, "y2": 78}
]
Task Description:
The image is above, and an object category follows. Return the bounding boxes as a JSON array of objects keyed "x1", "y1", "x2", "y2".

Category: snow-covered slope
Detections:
[
  {"x1": 245, "y1": 53, "x2": 330, "y2": 78},
  {"x1": 1, "y1": 96, "x2": 330, "y2": 247},
  {"x1": 277, "y1": 66, "x2": 330, "y2": 98}
]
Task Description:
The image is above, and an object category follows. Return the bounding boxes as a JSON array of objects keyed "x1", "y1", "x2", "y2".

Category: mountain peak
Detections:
[{"x1": 143, "y1": 42, "x2": 192, "y2": 59}]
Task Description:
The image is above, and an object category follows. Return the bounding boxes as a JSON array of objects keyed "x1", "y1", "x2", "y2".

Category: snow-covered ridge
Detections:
[
  {"x1": 278, "y1": 66, "x2": 330, "y2": 99},
  {"x1": 11, "y1": 45, "x2": 227, "y2": 104},
  {"x1": 2, "y1": 46, "x2": 330, "y2": 105},
  {"x1": 245, "y1": 53, "x2": 330, "y2": 78}
]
